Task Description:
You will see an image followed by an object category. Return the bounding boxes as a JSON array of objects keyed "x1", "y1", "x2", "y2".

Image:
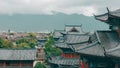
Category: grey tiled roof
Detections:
[
  {"x1": 0, "y1": 49, "x2": 37, "y2": 60},
  {"x1": 106, "y1": 46, "x2": 120, "y2": 57},
  {"x1": 75, "y1": 41, "x2": 105, "y2": 56},
  {"x1": 66, "y1": 34, "x2": 89, "y2": 44},
  {"x1": 104, "y1": 31, "x2": 120, "y2": 57},
  {"x1": 55, "y1": 29, "x2": 120, "y2": 58},
  {"x1": 55, "y1": 33, "x2": 89, "y2": 48},
  {"x1": 0, "y1": 66, "x2": 33, "y2": 68},
  {"x1": 55, "y1": 43, "x2": 69, "y2": 48},
  {"x1": 74, "y1": 31, "x2": 120, "y2": 57},
  {"x1": 49, "y1": 56, "x2": 79, "y2": 65},
  {"x1": 97, "y1": 31, "x2": 120, "y2": 50},
  {"x1": 53, "y1": 30, "x2": 65, "y2": 38},
  {"x1": 110, "y1": 9, "x2": 120, "y2": 17}
]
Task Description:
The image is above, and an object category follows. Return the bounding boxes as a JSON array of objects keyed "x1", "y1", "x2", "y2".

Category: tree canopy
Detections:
[
  {"x1": 34, "y1": 62, "x2": 46, "y2": 68},
  {"x1": 0, "y1": 32, "x2": 38, "y2": 49},
  {"x1": 44, "y1": 35, "x2": 63, "y2": 56},
  {"x1": 0, "y1": 38, "x2": 14, "y2": 48},
  {"x1": 15, "y1": 34, "x2": 38, "y2": 49}
]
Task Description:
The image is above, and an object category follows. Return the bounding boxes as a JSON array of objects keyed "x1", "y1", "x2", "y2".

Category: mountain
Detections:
[{"x1": 0, "y1": 13, "x2": 109, "y2": 32}]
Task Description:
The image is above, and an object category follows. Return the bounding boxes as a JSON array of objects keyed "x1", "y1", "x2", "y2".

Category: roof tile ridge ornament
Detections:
[
  {"x1": 107, "y1": 7, "x2": 110, "y2": 17},
  {"x1": 107, "y1": 7, "x2": 110, "y2": 14},
  {"x1": 94, "y1": 7, "x2": 110, "y2": 17}
]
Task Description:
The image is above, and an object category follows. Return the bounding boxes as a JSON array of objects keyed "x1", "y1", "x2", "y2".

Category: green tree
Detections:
[
  {"x1": 15, "y1": 33, "x2": 38, "y2": 49},
  {"x1": 0, "y1": 38, "x2": 4, "y2": 48},
  {"x1": 16, "y1": 38, "x2": 29, "y2": 44},
  {"x1": 34, "y1": 62, "x2": 46, "y2": 68},
  {"x1": 48, "y1": 36, "x2": 54, "y2": 44},
  {"x1": 2, "y1": 39, "x2": 13, "y2": 48},
  {"x1": 44, "y1": 35, "x2": 63, "y2": 56},
  {"x1": 17, "y1": 43, "x2": 31, "y2": 49},
  {"x1": 0, "y1": 38, "x2": 14, "y2": 48},
  {"x1": 28, "y1": 39, "x2": 38, "y2": 48},
  {"x1": 28, "y1": 32, "x2": 37, "y2": 39}
]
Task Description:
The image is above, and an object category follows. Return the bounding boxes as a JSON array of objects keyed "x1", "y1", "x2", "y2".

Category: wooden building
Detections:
[
  {"x1": 95, "y1": 8, "x2": 120, "y2": 68},
  {"x1": 0, "y1": 49, "x2": 37, "y2": 68},
  {"x1": 71, "y1": 31, "x2": 119, "y2": 68},
  {"x1": 49, "y1": 25, "x2": 89, "y2": 68},
  {"x1": 49, "y1": 8, "x2": 120, "y2": 68}
]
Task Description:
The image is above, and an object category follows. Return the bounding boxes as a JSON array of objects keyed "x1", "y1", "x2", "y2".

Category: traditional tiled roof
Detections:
[
  {"x1": 55, "y1": 42, "x2": 69, "y2": 48},
  {"x1": 95, "y1": 8, "x2": 120, "y2": 25},
  {"x1": 110, "y1": 9, "x2": 120, "y2": 17},
  {"x1": 53, "y1": 30, "x2": 65, "y2": 38},
  {"x1": 106, "y1": 45, "x2": 120, "y2": 57},
  {"x1": 0, "y1": 49, "x2": 37, "y2": 60},
  {"x1": 55, "y1": 33, "x2": 89, "y2": 49},
  {"x1": 104, "y1": 31, "x2": 120, "y2": 58},
  {"x1": 97, "y1": 31, "x2": 120, "y2": 50},
  {"x1": 65, "y1": 25, "x2": 85, "y2": 34},
  {"x1": 0, "y1": 66, "x2": 33, "y2": 68},
  {"x1": 75, "y1": 41, "x2": 105, "y2": 57},
  {"x1": 49, "y1": 56, "x2": 79, "y2": 65},
  {"x1": 70, "y1": 31, "x2": 119, "y2": 57},
  {"x1": 72, "y1": 32, "x2": 105, "y2": 56},
  {"x1": 66, "y1": 34, "x2": 89, "y2": 44}
]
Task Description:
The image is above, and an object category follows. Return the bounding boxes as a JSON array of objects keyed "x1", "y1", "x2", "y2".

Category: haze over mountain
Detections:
[
  {"x1": 0, "y1": 0, "x2": 119, "y2": 32},
  {"x1": 0, "y1": 14, "x2": 109, "y2": 32}
]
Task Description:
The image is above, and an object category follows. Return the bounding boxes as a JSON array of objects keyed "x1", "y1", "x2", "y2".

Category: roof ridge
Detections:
[
  {"x1": 75, "y1": 41, "x2": 99, "y2": 51},
  {"x1": 95, "y1": 32, "x2": 101, "y2": 43},
  {"x1": 106, "y1": 44, "x2": 120, "y2": 53}
]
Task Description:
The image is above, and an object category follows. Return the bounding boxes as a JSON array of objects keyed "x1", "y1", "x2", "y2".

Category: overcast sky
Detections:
[{"x1": 0, "y1": 0, "x2": 119, "y2": 16}]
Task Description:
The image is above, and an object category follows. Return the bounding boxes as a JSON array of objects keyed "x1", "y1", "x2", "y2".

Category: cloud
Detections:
[{"x1": 0, "y1": 0, "x2": 119, "y2": 16}]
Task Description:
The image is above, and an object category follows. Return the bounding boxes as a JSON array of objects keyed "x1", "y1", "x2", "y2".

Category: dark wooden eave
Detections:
[
  {"x1": 95, "y1": 13, "x2": 108, "y2": 23},
  {"x1": 95, "y1": 8, "x2": 120, "y2": 26}
]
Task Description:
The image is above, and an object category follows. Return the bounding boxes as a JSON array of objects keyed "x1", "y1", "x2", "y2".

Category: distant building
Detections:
[
  {"x1": 65, "y1": 25, "x2": 84, "y2": 33},
  {"x1": 37, "y1": 38, "x2": 47, "y2": 48},
  {"x1": 0, "y1": 49, "x2": 37, "y2": 68}
]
